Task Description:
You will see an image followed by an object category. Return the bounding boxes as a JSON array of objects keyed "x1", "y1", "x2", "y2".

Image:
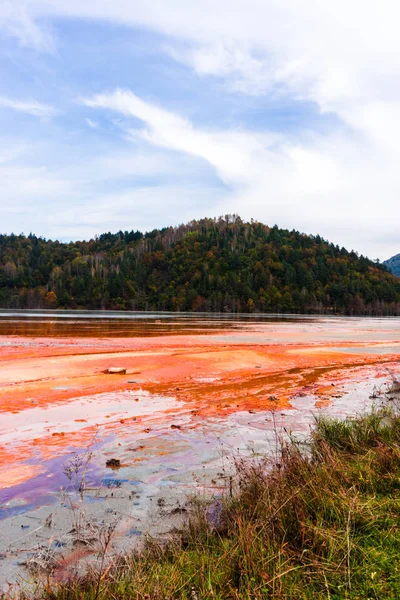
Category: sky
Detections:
[{"x1": 0, "y1": 1, "x2": 399, "y2": 260}]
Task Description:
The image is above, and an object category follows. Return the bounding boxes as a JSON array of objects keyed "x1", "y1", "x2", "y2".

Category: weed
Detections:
[{"x1": 6, "y1": 402, "x2": 400, "y2": 600}]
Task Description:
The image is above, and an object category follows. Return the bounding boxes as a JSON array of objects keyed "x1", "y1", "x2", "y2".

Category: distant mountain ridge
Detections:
[
  {"x1": 383, "y1": 253, "x2": 400, "y2": 278},
  {"x1": 0, "y1": 216, "x2": 399, "y2": 315}
]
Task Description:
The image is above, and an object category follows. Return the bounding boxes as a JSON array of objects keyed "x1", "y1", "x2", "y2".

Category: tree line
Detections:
[{"x1": 0, "y1": 215, "x2": 399, "y2": 315}]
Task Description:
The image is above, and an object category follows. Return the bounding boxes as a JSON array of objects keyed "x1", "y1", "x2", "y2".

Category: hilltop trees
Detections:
[{"x1": 0, "y1": 216, "x2": 399, "y2": 315}]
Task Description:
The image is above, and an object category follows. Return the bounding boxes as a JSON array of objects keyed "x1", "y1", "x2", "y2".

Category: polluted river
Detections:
[{"x1": 0, "y1": 311, "x2": 399, "y2": 591}]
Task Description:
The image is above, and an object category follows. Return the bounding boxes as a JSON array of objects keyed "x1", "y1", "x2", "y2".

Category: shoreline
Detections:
[{"x1": 0, "y1": 316, "x2": 398, "y2": 591}]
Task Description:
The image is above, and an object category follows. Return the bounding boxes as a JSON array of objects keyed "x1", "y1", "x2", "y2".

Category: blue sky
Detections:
[{"x1": 0, "y1": 1, "x2": 399, "y2": 260}]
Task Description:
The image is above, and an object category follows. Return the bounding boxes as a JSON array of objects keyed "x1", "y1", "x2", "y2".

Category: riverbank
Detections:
[
  {"x1": 10, "y1": 388, "x2": 400, "y2": 600},
  {"x1": 0, "y1": 315, "x2": 399, "y2": 593}
]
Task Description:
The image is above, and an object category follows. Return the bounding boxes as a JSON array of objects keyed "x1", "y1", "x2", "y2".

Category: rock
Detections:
[
  {"x1": 107, "y1": 367, "x2": 126, "y2": 374},
  {"x1": 106, "y1": 458, "x2": 121, "y2": 468}
]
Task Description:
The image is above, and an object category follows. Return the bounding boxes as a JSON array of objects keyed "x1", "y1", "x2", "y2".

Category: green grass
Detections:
[{"x1": 14, "y1": 404, "x2": 400, "y2": 599}]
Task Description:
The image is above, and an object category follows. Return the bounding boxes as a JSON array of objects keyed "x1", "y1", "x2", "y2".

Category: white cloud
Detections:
[
  {"x1": 0, "y1": 0, "x2": 54, "y2": 51},
  {"x1": 46, "y1": 184, "x2": 223, "y2": 240},
  {"x1": 0, "y1": 136, "x2": 222, "y2": 240},
  {"x1": 0, "y1": 96, "x2": 58, "y2": 118},
  {"x1": 2, "y1": 1, "x2": 400, "y2": 257},
  {"x1": 18, "y1": 1, "x2": 400, "y2": 108},
  {"x1": 85, "y1": 117, "x2": 98, "y2": 129},
  {"x1": 81, "y1": 89, "x2": 279, "y2": 186},
  {"x1": 82, "y1": 88, "x2": 399, "y2": 259}
]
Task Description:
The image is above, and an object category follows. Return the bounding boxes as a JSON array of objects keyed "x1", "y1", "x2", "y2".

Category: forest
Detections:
[{"x1": 0, "y1": 215, "x2": 399, "y2": 315}]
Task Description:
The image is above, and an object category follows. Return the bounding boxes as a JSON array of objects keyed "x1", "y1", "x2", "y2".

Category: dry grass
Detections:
[{"x1": 8, "y1": 402, "x2": 400, "y2": 600}]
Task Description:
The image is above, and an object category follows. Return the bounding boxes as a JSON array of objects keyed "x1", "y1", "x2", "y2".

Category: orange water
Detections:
[{"x1": 0, "y1": 313, "x2": 398, "y2": 494}]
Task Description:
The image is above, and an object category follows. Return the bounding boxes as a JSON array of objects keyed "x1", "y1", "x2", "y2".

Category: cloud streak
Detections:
[
  {"x1": 81, "y1": 88, "x2": 399, "y2": 259},
  {"x1": 0, "y1": 96, "x2": 59, "y2": 118},
  {"x1": 0, "y1": 0, "x2": 55, "y2": 51},
  {"x1": 81, "y1": 89, "x2": 280, "y2": 187},
  {"x1": 15, "y1": 2, "x2": 400, "y2": 106}
]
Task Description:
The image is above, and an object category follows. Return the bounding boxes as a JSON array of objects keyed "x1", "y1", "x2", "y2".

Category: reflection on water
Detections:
[
  {"x1": 0, "y1": 309, "x2": 314, "y2": 337},
  {"x1": 1, "y1": 310, "x2": 398, "y2": 338},
  {"x1": 0, "y1": 390, "x2": 182, "y2": 445}
]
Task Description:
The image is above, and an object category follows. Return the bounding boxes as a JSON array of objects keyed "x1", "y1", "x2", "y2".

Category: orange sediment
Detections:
[{"x1": 0, "y1": 319, "x2": 399, "y2": 491}]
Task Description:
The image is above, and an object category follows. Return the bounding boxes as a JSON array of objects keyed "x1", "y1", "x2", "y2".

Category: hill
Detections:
[
  {"x1": 384, "y1": 253, "x2": 400, "y2": 278},
  {"x1": 0, "y1": 216, "x2": 399, "y2": 315}
]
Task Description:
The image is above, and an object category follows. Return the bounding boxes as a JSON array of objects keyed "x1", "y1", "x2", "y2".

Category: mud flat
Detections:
[{"x1": 0, "y1": 313, "x2": 398, "y2": 592}]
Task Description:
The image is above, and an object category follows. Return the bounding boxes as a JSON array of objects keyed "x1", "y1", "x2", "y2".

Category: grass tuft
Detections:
[{"x1": 7, "y1": 404, "x2": 400, "y2": 600}]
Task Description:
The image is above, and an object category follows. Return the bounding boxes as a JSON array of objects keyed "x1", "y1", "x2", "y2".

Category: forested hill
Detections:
[
  {"x1": 0, "y1": 216, "x2": 399, "y2": 315},
  {"x1": 384, "y1": 253, "x2": 400, "y2": 278}
]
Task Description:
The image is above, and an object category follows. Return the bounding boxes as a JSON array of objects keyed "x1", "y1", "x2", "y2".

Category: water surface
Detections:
[{"x1": 0, "y1": 312, "x2": 398, "y2": 588}]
